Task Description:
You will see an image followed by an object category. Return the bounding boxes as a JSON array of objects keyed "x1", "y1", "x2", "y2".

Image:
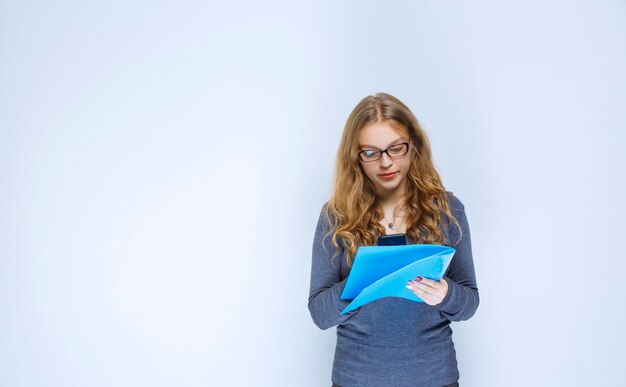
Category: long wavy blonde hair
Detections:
[{"x1": 327, "y1": 93, "x2": 461, "y2": 266}]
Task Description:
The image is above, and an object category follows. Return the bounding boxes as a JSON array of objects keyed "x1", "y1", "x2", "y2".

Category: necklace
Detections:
[{"x1": 383, "y1": 212, "x2": 403, "y2": 231}]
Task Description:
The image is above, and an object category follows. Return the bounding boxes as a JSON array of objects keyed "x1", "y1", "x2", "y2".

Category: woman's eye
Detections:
[
  {"x1": 389, "y1": 144, "x2": 406, "y2": 155},
  {"x1": 363, "y1": 150, "x2": 378, "y2": 157}
]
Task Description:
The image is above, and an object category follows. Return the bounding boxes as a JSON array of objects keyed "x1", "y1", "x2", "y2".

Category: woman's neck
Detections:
[{"x1": 376, "y1": 184, "x2": 407, "y2": 214}]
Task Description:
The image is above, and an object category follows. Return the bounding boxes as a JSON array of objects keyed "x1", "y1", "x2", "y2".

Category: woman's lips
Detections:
[{"x1": 378, "y1": 172, "x2": 398, "y2": 180}]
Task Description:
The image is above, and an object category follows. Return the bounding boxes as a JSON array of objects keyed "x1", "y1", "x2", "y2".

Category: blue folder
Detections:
[{"x1": 340, "y1": 244, "x2": 455, "y2": 314}]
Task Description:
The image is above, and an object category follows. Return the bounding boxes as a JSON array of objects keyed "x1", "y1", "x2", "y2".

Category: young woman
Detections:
[{"x1": 308, "y1": 93, "x2": 479, "y2": 387}]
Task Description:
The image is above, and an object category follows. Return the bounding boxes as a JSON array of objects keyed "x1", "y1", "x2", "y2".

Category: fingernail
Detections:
[
  {"x1": 405, "y1": 284, "x2": 412, "y2": 289},
  {"x1": 416, "y1": 277, "x2": 423, "y2": 281}
]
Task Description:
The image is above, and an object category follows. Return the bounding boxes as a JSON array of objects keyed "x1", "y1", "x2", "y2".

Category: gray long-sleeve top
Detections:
[{"x1": 308, "y1": 193, "x2": 479, "y2": 387}]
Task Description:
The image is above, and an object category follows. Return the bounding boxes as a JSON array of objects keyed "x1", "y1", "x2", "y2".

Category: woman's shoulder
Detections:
[
  {"x1": 445, "y1": 191, "x2": 466, "y2": 213},
  {"x1": 319, "y1": 201, "x2": 331, "y2": 218},
  {"x1": 316, "y1": 201, "x2": 335, "y2": 231}
]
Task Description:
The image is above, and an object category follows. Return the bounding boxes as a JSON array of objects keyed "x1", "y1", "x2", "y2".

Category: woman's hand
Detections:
[{"x1": 406, "y1": 277, "x2": 448, "y2": 306}]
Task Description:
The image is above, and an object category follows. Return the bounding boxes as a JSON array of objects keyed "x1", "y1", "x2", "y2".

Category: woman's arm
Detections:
[
  {"x1": 434, "y1": 194, "x2": 480, "y2": 321},
  {"x1": 307, "y1": 205, "x2": 359, "y2": 330}
]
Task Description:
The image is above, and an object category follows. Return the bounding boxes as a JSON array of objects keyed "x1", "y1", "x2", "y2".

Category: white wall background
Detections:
[{"x1": 1, "y1": 1, "x2": 625, "y2": 386}]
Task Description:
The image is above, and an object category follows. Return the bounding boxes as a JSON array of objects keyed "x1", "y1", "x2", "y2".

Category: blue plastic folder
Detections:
[{"x1": 339, "y1": 244, "x2": 455, "y2": 314}]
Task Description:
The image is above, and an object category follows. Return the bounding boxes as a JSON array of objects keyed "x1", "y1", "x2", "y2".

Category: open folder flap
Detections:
[{"x1": 339, "y1": 244, "x2": 455, "y2": 315}]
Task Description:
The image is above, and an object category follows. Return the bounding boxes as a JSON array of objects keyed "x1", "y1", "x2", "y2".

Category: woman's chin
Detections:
[{"x1": 375, "y1": 183, "x2": 402, "y2": 196}]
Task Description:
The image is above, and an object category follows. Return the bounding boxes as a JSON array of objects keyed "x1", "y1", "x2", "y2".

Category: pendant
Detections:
[{"x1": 388, "y1": 223, "x2": 397, "y2": 231}]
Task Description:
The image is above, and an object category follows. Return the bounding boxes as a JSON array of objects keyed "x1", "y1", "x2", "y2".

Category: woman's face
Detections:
[{"x1": 358, "y1": 120, "x2": 411, "y2": 199}]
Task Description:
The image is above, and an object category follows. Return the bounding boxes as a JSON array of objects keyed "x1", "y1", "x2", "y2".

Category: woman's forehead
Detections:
[{"x1": 358, "y1": 120, "x2": 408, "y2": 147}]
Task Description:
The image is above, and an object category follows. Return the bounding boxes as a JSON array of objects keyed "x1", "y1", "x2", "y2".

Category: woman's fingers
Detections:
[
  {"x1": 416, "y1": 277, "x2": 438, "y2": 288},
  {"x1": 407, "y1": 283, "x2": 435, "y2": 303},
  {"x1": 406, "y1": 277, "x2": 448, "y2": 306}
]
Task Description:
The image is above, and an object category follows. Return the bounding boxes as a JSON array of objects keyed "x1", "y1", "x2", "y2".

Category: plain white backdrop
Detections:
[{"x1": 1, "y1": 1, "x2": 625, "y2": 386}]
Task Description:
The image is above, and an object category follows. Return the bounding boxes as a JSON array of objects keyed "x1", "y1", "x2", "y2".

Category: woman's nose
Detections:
[{"x1": 379, "y1": 152, "x2": 393, "y2": 167}]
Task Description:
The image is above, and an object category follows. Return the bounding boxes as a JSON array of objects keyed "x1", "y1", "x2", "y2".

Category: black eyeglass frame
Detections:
[{"x1": 357, "y1": 142, "x2": 411, "y2": 162}]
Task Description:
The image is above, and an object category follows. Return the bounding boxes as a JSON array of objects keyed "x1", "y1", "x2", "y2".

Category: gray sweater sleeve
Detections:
[
  {"x1": 307, "y1": 206, "x2": 359, "y2": 330},
  {"x1": 434, "y1": 195, "x2": 480, "y2": 321}
]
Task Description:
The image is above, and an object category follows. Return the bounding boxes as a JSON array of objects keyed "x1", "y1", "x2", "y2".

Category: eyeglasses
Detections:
[{"x1": 357, "y1": 142, "x2": 410, "y2": 162}]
